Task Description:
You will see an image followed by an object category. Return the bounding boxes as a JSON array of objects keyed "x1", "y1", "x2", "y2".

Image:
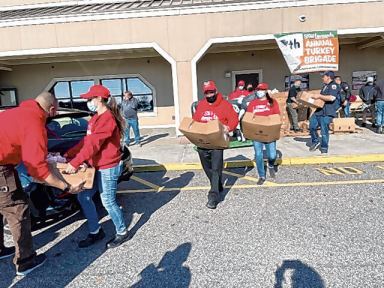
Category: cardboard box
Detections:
[
  {"x1": 178, "y1": 117, "x2": 229, "y2": 149},
  {"x1": 50, "y1": 163, "x2": 96, "y2": 190},
  {"x1": 241, "y1": 113, "x2": 282, "y2": 142},
  {"x1": 297, "y1": 91, "x2": 325, "y2": 109},
  {"x1": 332, "y1": 118, "x2": 356, "y2": 133}
]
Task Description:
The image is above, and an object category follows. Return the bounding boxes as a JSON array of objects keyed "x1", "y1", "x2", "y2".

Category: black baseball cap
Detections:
[{"x1": 321, "y1": 71, "x2": 335, "y2": 79}]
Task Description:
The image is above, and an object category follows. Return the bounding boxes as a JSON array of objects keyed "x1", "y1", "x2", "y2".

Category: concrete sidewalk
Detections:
[{"x1": 129, "y1": 127, "x2": 384, "y2": 170}]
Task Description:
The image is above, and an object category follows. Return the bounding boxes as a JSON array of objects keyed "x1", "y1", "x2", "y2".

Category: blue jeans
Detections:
[
  {"x1": 309, "y1": 115, "x2": 333, "y2": 152},
  {"x1": 77, "y1": 162, "x2": 127, "y2": 235},
  {"x1": 343, "y1": 102, "x2": 350, "y2": 117},
  {"x1": 376, "y1": 101, "x2": 384, "y2": 127},
  {"x1": 125, "y1": 118, "x2": 140, "y2": 144},
  {"x1": 252, "y1": 141, "x2": 277, "y2": 178}
]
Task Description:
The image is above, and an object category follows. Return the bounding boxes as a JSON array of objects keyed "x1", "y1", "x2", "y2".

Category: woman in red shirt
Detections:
[
  {"x1": 65, "y1": 85, "x2": 128, "y2": 249},
  {"x1": 193, "y1": 81, "x2": 238, "y2": 209},
  {"x1": 246, "y1": 83, "x2": 280, "y2": 185}
]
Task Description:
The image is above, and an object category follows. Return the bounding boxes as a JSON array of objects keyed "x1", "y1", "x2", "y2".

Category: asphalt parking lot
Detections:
[{"x1": 1, "y1": 162, "x2": 384, "y2": 288}]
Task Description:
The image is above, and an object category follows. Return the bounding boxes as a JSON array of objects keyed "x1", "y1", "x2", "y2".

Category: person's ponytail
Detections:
[
  {"x1": 103, "y1": 96, "x2": 126, "y2": 139},
  {"x1": 266, "y1": 92, "x2": 274, "y2": 107}
]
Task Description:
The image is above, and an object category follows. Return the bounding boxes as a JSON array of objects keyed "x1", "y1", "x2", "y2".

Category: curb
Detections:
[{"x1": 133, "y1": 154, "x2": 384, "y2": 172}]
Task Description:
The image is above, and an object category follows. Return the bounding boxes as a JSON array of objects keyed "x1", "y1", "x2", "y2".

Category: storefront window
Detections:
[
  {"x1": 101, "y1": 76, "x2": 154, "y2": 112},
  {"x1": 51, "y1": 80, "x2": 94, "y2": 110},
  {"x1": 0, "y1": 88, "x2": 18, "y2": 107},
  {"x1": 50, "y1": 76, "x2": 154, "y2": 112}
]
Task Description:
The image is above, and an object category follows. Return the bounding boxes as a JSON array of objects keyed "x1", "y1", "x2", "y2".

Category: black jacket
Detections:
[{"x1": 359, "y1": 83, "x2": 375, "y2": 104}]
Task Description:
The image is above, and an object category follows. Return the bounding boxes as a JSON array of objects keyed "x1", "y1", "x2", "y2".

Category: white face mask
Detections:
[
  {"x1": 256, "y1": 91, "x2": 266, "y2": 98},
  {"x1": 87, "y1": 99, "x2": 98, "y2": 112},
  {"x1": 238, "y1": 86, "x2": 244, "y2": 90}
]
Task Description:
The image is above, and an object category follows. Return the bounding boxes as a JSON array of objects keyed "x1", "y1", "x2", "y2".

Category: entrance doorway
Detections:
[{"x1": 232, "y1": 69, "x2": 262, "y2": 90}]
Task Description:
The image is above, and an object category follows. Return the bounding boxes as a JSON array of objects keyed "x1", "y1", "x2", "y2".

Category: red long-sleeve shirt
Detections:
[
  {"x1": 0, "y1": 100, "x2": 50, "y2": 180},
  {"x1": 246, "y1": 98, "x2": 281, "y2": 116},
  {"x1": 228, "y1": 89, "x2": 251, "y2": 101},
  {"x1": 66, "y1": 110, "x2": 121, "y2": 170},
  {"x1": 192, "y1": 93, "x2": 239, "y2": 131}
]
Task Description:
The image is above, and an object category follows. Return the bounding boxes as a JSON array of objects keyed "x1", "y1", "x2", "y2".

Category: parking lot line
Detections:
[
  {"x1": 117, "y1": 178, "x2": 384, "y2": 194},
  {"x1": 130, "y1": 175, "x2": 165, "y2": 192}
]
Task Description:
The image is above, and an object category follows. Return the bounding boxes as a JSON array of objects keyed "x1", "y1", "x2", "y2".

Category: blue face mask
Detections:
[
  {"x1": 87, "y1": 100, "x2": 98, "y2": 112},
  {"x1": 256, "y1": 91, "x2": 266, "y2": 99}
]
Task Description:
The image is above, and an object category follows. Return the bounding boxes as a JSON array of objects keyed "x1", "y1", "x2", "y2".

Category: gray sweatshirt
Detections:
[{"x1": 121, "y1": 97, "x2": 139, "y2": 119}]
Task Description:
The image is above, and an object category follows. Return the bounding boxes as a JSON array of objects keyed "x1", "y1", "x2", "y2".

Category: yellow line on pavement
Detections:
[
  {"x1": 133, "y1": 154, "x2": 384, "y2": 172},
  {"x1": 118, "y1": 178, "x2": 384, "y2": 194},
  {"x1": 222, "y1": 170, "x2": 278, "y2": 186},
  {"x1": 130, "y1": 175, "x2": 165, "y2": 192}
]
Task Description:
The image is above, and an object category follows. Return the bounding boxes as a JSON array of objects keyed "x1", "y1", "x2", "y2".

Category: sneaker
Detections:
[
  {"x1": 309, "y1": 143, "x2": 320, "y2": 152},
  {"x1": 362, "y1": 123, "x2": 367, "y2": 127},
  {"x1": 268, "y1": 166, "x2": 276, "y2": 178},
  {"x1": 257, "y1": 177, "x2": 266, "y2": 185},
  {"x1": 377, "y1": 126, "x2": 383, "y2": 134},
  {"x1": 320, "y1": 150, "x2": 328, "y2": 154},
  {"x1": 372, "y1": 123, "x2": 377, "y2": 128},
  {"x1": 106, "y1": 231, "x2": 130, "y2": 249},
  {"x1": 206, "y1": 193, "x2": 219, "y2": 209},
  {"x1": 78, "y1": 228, "x2": 105, "y2": 248},
  {"x1": 16, "y1": 254, "x2": 47, "y2": 276},
  {"x1": 0, "y1": 246, "x2": 15, "y2": 260}
]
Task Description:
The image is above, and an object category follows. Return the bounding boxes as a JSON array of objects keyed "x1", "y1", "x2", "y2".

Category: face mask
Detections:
[
  {"x1": 238, "y1": 86, "x2": 244, "y2": 90},
  {"x1": 206, "y1": 94, "x2": 217, "y2": 103},
  {"x1": 256, "y1": 91, "x2": 266, "y2": 99},
  {"x1": 87, "y1": 100, "x2": 98, "y2": 112}
]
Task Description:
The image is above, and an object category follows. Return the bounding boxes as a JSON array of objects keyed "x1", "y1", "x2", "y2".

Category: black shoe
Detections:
[
  {"x1": 372, "y1": 123, "x2": 377, "y2": 128},
  {"x1": 78, "y1": 229, "x2": 105, "y2": 248},
  {"x1": 321, "y1": 150, "x2": 328, "y2": 154},
  {"x1": 362, "y1": 123, "x2": 367, "y2": 127},
  {"x1": 309, "y1": 143, "x2": 320, "y2": 152},
  {"x1": 0, "y1": 246, "x2": 15, "y2": 260},
  {"x1": 17, "y1": 254, "x2": 47, "y2": 276},
  {"x1": 257, "y1": 177, "x2": 266, "y2": 185},
  {"x1": 106, "y1": 232, "x2": 130, "y2": 249},
  {"x1": 268, "y1": 166, "x2": 276, "y2": 178},
  {"x1": 206, "y1": 193, "x2": 219, "y2": 209}
]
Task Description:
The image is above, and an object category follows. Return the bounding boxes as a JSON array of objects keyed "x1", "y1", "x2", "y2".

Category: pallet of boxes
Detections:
[
  {"x1": 271, "y1": 91, "x2": 313, "y2": 136},
  {"x1": 296, "y1": 90, "x2": 357, "y2": 134}
]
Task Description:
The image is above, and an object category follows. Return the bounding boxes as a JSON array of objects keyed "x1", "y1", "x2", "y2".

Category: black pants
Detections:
[{"x1": 197, "y1": 148, "x2": 224, "y2": 196}]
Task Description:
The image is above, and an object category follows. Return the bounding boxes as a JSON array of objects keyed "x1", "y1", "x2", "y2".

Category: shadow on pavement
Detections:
[
  {"x1": 274, "y1": 260, "x2": 325, "y2": 288},
  {"x1": 293, "y1": 137, "x2": 312, "y2": 148},
  {"x1": 131, "y1": 242, "x2": 192, "y2": 288},
  {"x1": 140, "y1": 133, "x2": 169, "y2": 146},
  {"x1": 122, "y1": 171, "x2": 194, "y2": 239}
]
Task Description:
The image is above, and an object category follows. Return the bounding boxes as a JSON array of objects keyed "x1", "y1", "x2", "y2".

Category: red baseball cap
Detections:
[
  {"x1": 80, "y1": 85, "x2": 111, "y2": 99},
  {"x1": 203, "y1": 80, "x2": 217, "y2": 93},
  {"x1": 256, "y1": 82, "x2": 269, "y2": 90},
  {"x1": 238, "y1": 80, "x2": 245, "y2": 86}
]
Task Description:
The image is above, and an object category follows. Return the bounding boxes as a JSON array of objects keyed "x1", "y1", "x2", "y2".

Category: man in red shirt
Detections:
[
  {"x1": 193, "y1": 81, "x2": 238, "y2": 209},
  {"x1": 0, "y1": 92, "x2": 83, "y2": 276},
  {"x1": 228, "y1": 80, "x2": 249, "y2": 101}
]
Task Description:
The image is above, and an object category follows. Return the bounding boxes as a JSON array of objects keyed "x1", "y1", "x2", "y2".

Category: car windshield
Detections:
[{"x1": 47, "y1": 114, "x2": 89, "y2": 139}]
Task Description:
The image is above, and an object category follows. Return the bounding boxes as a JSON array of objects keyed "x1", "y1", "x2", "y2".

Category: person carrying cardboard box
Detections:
[
  {"x1": 286, "y1": 76, "x2": 304, "y2": 132},
  {"x1": 245, "y1": 83, "x2": 281, "y2": 185},
  {"x1": 64, "y1": 85, "x2": 129, "y2": 249},
  {"x1": 192, "y1": 81, "x2": 238, "y2": 209},
  {"x1": 309, "y1": 71, "x2": 342, "y2": 154}
]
